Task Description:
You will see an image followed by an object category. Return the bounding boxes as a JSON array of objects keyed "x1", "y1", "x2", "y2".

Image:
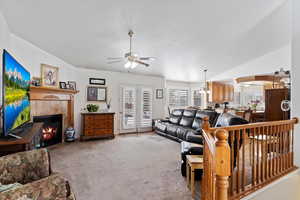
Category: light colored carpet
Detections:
[{"x1": 50, "y1": 133, "x2": 193, "y2": 200}]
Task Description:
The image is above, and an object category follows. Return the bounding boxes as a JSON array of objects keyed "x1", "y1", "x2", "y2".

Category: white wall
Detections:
[
  {"x1": 0, "y1": 12, "x2": 11, "y2": 130},
  {"x1": 292, "y1": 0, "x2": 300, "y2": 166},
  {"x1": 0, "y1": 10, "x2": 166, "y2": 137},
  {"x1": 211, "y1": 45, "x2": 291, "y2": 81},
  {"x1": 3, "y1": 32, "x2": 166, "y2": 137},
  {"x1": 74, "y1": 68, "x2": 165, "y2": 134}
]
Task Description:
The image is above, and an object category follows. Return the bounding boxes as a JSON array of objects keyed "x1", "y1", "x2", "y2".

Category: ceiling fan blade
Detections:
[
  {"x1": 107, "y1": 57, "x2": 124, "y2": 60},
  {"x1": 107, "y1": 60, "x2": 123, "y2": 64},
  {"x1": 135, "y1": 60, "x2": 150, "y2": 67},
  {"x1": 139, "y1": 57, "x2": 155, "y2": 61}
]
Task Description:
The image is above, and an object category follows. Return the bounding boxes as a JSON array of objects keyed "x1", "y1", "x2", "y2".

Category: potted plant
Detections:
[{"x1": 86, "y1": 104, "x2": 99, "y2": 112}]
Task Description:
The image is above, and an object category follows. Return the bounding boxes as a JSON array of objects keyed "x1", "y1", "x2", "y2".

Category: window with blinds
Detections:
[
  {"x1": 192, "y1": 90, "x2": 202, "y2": 106},
  {"x1": 168, "y1": 89, "x2": 189, "y2": 107},
  {"x1": 122, "y1": 87, "x2": 136, "y2": 129},
  {"x1": 140, "y1": 88, "x2": 152, "y2": 127}
]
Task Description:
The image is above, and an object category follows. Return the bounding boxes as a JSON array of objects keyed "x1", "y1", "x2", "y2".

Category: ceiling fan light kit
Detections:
[
  {"x1": 107, "y1": 30, "x2": 155, "y2": 69},
  {"x1": 125, "y1": 61, "x2": 138, "y2": 69}
]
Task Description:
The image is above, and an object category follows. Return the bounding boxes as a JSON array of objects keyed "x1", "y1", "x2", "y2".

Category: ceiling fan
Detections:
[{"x1": 107, "y1": 30, "x2": 155, "y2": 69}]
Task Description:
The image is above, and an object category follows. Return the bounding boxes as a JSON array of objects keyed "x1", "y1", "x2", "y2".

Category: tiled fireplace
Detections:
[{"x1": 33, "y1": 114, "x2": 63, "y2": 147}]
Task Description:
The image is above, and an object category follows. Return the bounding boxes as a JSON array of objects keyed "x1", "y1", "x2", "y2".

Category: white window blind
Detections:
[
  {"x1": 122, "y1": 87, "x2": 136, "y2": 129},
  {"x1": 140, "y1": 88, "x2": 152, "y2": 127},
  {"x1": 168, "y1": 89, "x2": 189, "y2": 107},
  {"x1": 192, "y1": 89, "x2": 202, "y2": 107}
]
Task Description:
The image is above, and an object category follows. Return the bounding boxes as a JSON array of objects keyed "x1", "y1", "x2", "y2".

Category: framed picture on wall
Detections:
[
  {"x1": 68, "y1": 81, "x2": 77, "y2": 90},
  {"x1": 89, "y1": 78, "x2": 106, "y2": 85},
  {"x1": 41, "y1": 64, "x2": 59, "y2": 88},
  {"x1": 156, "y1": 89, "x2": 163, "y2": 99},
  {"x1": 87, "y1": 86, "x2": 107, "y2": 102}
]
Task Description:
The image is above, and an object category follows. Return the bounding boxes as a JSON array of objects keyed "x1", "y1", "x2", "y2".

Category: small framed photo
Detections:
[
  {"x1": 89, "y1": 78, "x2": 106, "y2": 85},
  {"x1": 31, "y1": 77, "x2": 41, "y2": 87},
  {"x1": 41, "y1": 64, "x2": 59, "y2": 88},
  {"x1": 156, "y1": 89, "x2": 163, "y2": 99},
  {"x1": 59, "y1": 82, "x2": 67, "y2": 89},
  {"x1": 68, "y1": 81, "x2": 76, "y2": 90},
  {"x1": 87, "y1": 86, "x2": 107, "y2": 102}
]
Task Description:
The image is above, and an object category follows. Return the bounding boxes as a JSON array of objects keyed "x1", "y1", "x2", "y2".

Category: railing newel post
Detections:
[{"x1": 215, "y1": 129, "x2": 231, "y2": 200}]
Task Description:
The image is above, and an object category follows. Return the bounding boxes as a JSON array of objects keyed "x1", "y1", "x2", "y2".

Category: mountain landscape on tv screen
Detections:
[{"x1": 4, "y1": 51, "x2": 30, "y2": 134}]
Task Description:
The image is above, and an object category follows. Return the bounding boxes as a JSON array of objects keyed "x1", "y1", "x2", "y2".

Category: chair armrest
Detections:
[
  {"x1": 159, "y1": 119, "x2": 170, "y2": 123},
  {"x1": 186, "y1": 132, "x2": 204, "y2": 145},
  {"x1": 0, "y1": 173, "x2": 73, "y2": 200},
  {"x1": 0, "y1": 149, "x2": 51, "y2": 185},
  {"x1": 194, "y1": 128, "x2": 203, "y2": 135}
]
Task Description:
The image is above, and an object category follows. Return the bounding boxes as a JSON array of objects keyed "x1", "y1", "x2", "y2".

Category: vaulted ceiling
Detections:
[{"x1": 0, "y1": 0, "x2": 290, "y2": 82}]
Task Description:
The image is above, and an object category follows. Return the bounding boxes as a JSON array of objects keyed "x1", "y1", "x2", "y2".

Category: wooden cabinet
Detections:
[
  {"x1": 81, "y1": 113, "x2": 115, "y2": 140},
  {"x1": 209, "y1": 82, "x2": 234, "y2": 103},
  {"x1": 265, "y1": 88, "x2": 290, "y2": 121}
]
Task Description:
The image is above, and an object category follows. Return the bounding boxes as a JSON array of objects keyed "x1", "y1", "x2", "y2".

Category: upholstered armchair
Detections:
[{"x1": 0, "y1": 149, "x2": 75, "y2": 200}]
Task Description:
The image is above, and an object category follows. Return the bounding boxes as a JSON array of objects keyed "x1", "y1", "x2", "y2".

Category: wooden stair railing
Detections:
[
  {"x1": 202, "y1": 117, "x2": 231, "y2": 200},
  {"x1": 201, "y1": 117, "x2": 299, "y2": 200}
]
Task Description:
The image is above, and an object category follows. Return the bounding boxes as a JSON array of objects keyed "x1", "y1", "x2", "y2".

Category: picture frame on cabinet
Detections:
[{"x1": 59, "y1": 82, "x2": 67, "y2": 89}]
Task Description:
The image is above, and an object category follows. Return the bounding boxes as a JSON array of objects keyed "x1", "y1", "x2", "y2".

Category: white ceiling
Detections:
[{"x1": 0, "y1": 0, "x2": 290, "y2": 82}]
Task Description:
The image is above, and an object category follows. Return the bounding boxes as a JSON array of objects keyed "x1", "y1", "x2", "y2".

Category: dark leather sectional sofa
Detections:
[
  {"x1": 154, "y1": 108, "x2": 249, "y2": 178},
  {"x1": 155, "y1": 108, "x2": 248, "y2": 144}
]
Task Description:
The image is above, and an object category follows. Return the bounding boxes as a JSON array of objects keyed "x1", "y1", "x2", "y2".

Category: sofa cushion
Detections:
[
  {"x1": 196, "y1": 110, "x2": 219, "y2": 126},
  {"x1": 192, "y1": 118, "x2": 203, "y2": 130},
  {"x1": 176, "y1": 127, "x2": 189, "y2": 140},
  {"x1": 155, "y1": 121, "x2": 167, "y2": 132},
  {"x1": 172, "y1": 109, "x2": 184, "y2": 116},
  {"x1": 179, "y1": 116, "x2": 194, "y2": 127},
  {"x1": 215, "y1": 113, "x2": 248, "y2": 127},
  {"x1": 183, "y1": 109, "x2": 197, "y2": 117},
  {"x1": 166, "y1": 124, "x2": 179, "y2": 137},
  {"x1": 169, "y1": 116, "x2": 182, "y2": 124},
  {"x1": 186, "y1": 131, "x2": 204, "y2": 144}
]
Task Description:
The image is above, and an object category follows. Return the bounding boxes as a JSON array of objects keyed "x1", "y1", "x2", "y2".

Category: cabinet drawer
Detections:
[
  {"x1": 84, "y1": 129, "x2": 94, "y2": 136},
  {"x1": 94, "y1": 129, "x2": 113, "y2": 135},
  {"x1": 94, "y1": 121, "x2": 113, "y2": 129},
  {"x1": 94, "y1": 115, "x2": 113, "y2": 120}
]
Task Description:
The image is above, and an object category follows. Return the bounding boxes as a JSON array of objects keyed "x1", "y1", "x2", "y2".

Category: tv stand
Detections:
[
  {"x1": 0, "y1": 123, "x2": 43, "y2": 156},
  {"x1": 8, "y1": 133, "x2": 22, "y2": 139},
  {"x1": 8, "y1": 122, "x2": 34, "y2": 139}
]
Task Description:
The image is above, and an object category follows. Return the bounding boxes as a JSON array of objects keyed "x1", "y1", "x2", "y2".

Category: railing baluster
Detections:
[
  {"x1": 280, "y1": 124, "x2": 283, "y2": 173},
  {"x1": 252, "y1": 127, "x2": 256, "y2": 186},
  {"x1": 256, "y1": 127, "x2": 260, "y2": 184},
  {"x1": 271, "y1": 125, "x2": 274, "y2": 177},
  {"x1": 230, "y1": 131, "x2": 234, "y2": 196},
  {"x1": 262, "y1": 126, "x2": 266, "y2": 182},
  {"x1": 242, "y1": 128, "x2": 246, "y2": 191},
  {"x1": 236, "y1": 130, "x2": 240, "y2": 193}
]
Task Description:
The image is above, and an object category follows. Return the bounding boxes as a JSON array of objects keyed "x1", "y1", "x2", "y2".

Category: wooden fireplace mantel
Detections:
[
  {"x1": 30, "y1": 86, "x2": 79, "y2": 98},
  {"x1": 30, "y1": 86, "x2": 79, "y2": 129}
]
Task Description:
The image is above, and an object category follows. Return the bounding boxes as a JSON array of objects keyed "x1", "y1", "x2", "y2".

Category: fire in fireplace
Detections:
[
  {"x1": 33, "y1": 114, "x2": 63, "y2": 147},
  {"x1": 42, "y1": 126, "x2": 57, "y2": 141}
]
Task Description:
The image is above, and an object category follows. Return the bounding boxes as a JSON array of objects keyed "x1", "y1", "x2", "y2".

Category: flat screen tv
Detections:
[{"x1": 2, "y1": 50, "x2": 30, "y2": 137}]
